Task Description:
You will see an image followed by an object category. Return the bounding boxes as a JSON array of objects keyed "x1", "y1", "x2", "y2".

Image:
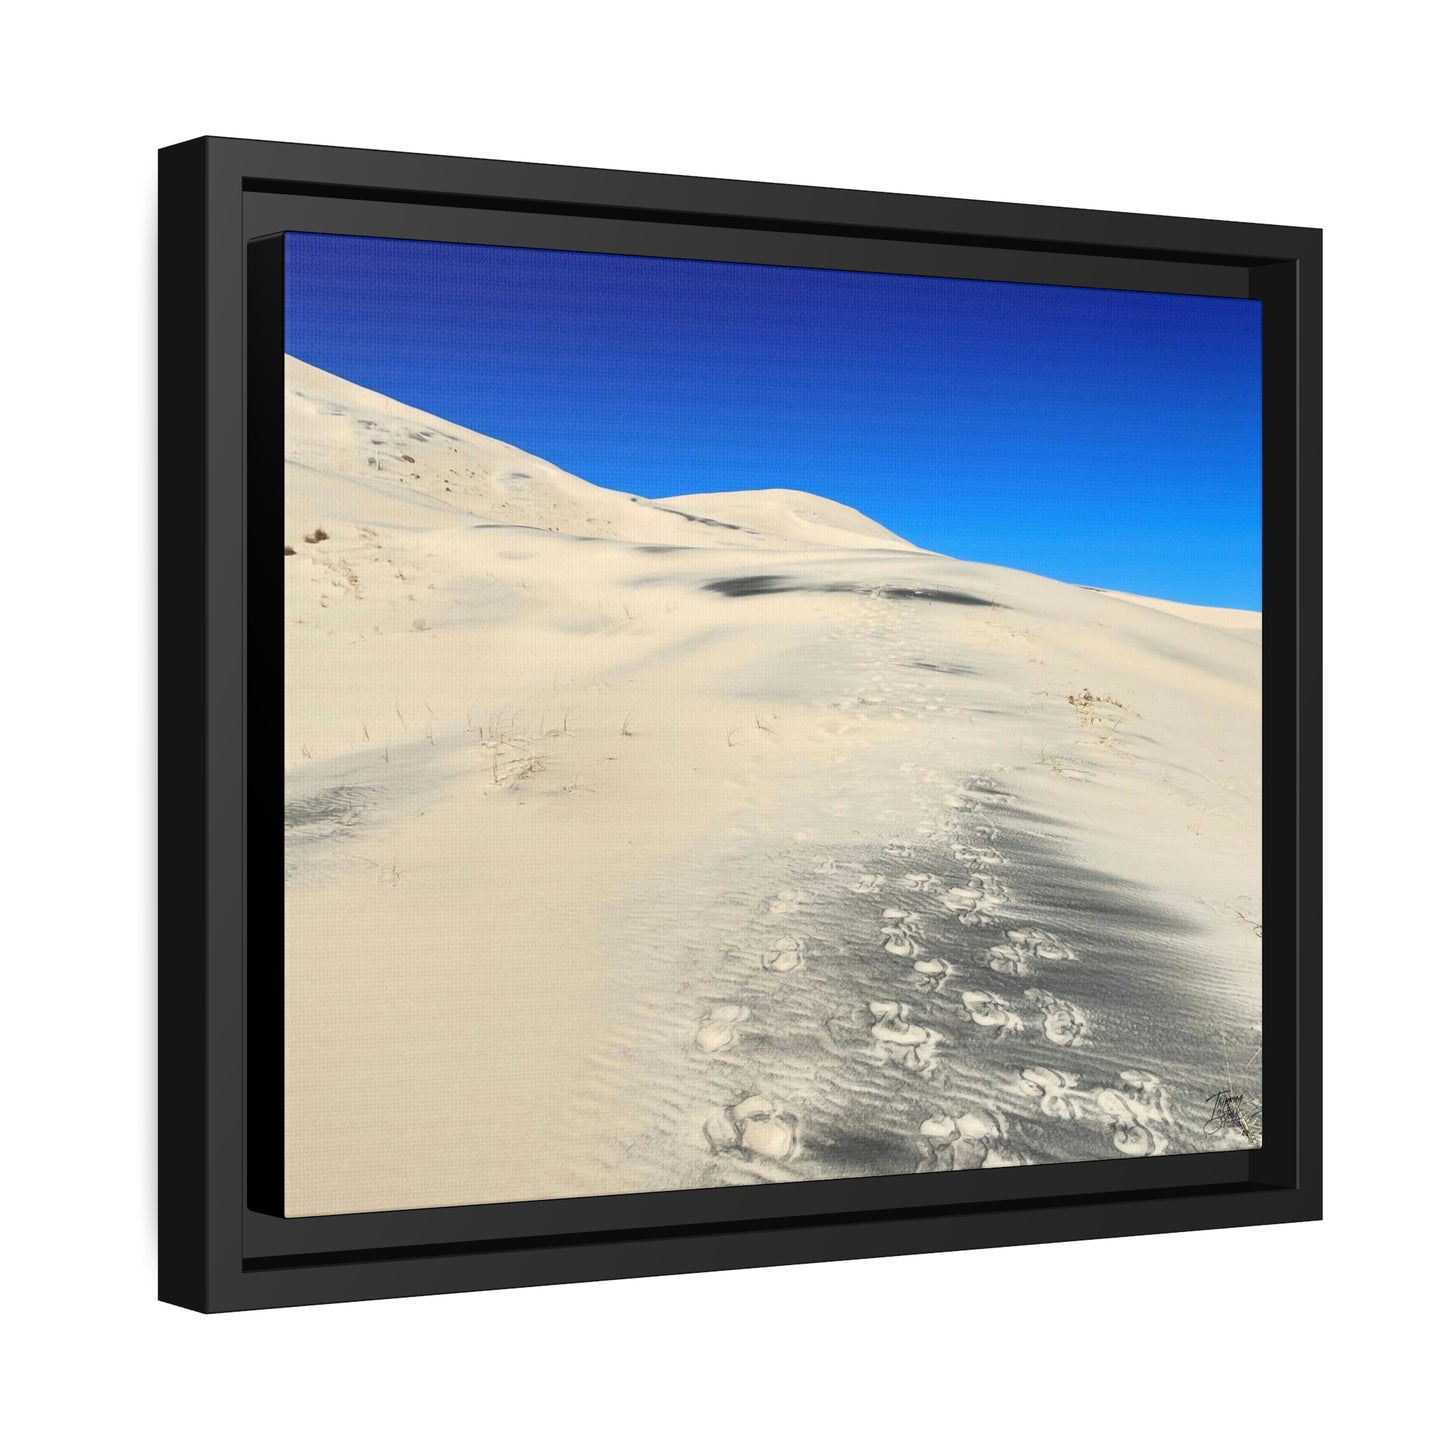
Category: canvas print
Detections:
[{"x1": 282, "y1": 234, "x2": 1262, "y2": 1216}]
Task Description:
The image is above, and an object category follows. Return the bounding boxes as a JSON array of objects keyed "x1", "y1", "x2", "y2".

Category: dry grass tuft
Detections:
[{"x1": 1068, "y1": 687, "x2": 1125, "y2": 710}]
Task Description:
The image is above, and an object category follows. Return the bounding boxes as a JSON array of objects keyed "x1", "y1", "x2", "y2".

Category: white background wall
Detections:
[{"x1": 1, "y1": 2, "x2": 1429, "y2": 1439}]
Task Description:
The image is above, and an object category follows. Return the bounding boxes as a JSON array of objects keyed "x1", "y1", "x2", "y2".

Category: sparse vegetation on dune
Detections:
[
  {"x1": 492, "y1": 752, "x2": 545, "y2": 787},
  {"x1": 1068, "y1": 687, "x2": 1126, "y2": 711},
  {"x1": 1062, "y1": 687, "x2": 1139, "y2": 751}
]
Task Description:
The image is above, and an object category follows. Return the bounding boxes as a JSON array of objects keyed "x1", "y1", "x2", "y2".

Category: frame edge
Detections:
[{"x1": 160, "y1": 136, "x2": 1323, "y2": 1310}]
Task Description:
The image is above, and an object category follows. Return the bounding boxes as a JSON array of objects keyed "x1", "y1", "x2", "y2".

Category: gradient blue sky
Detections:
[{"x1": 285, "y1": 232, "x2": 1261, "y2": 608}]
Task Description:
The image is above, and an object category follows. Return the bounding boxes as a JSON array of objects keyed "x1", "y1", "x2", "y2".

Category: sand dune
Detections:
[
  {"x1": 658, "y1": 487, "x2": 920, "y2": 551},
  {"x1": 286, "y1": 356, "x2": 906, "y2": 552},
  {"x1": 1100, "y1": 588, "x2": 1263, "y2": 637},
  {"x1": 284, "y1": 358, "x2": 1262, "y2": 1216}
]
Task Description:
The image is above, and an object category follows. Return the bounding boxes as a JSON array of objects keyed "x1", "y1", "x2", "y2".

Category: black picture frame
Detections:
[{"x1": 159, "y1": 135, "x2": 1321, "y2": 1313}]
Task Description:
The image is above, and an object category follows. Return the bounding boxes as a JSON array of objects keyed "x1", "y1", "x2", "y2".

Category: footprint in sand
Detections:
[
  {"x1": 901, "y1": 872, "x2": 942, "y2": 893},
  {"x1": 695, "y1": 1004, "x2": 751, "y2": 1053},
  {"x1": 952, "y1": 843, "x2": 1006, "y2": 869},
  {"x1": 915, "y1": 1109, "x2": 1020, "y2": 1171},
  {"x1": 1121, "y1": 1068, "x2": 1173, "y2": 1105},
  {"x1": 769, "y1": 888, "x2": 811, "y2": 914},
  {"x1": 958, "y1": 989, "x2": 1025, "y2": 1036},
  {"x1": 881, "y1": 909, "x2": 926, "y2": 957},
  {"x1": 985, "y1": 942, "x2": 1034, "y2": 977},
  {"x1": 1017, "y1": 1065, "x2": 1087, "y2": 1120},
  {"x1": 985, "y1": 927, "x2": 1074, "y2": 975},
  {"x1": 1095, "y1": 1082, "x2": 1173, "y2": 1157},
  {"x1": 1024, "y1": 988, "x2": 1091, "y2": 1046},
  {"x1": 704, "y1": 1093, "x2": 800, "y2": 1161},
  {"x1": 916, "y1": 1114, "x2": 977, "y2": 1171},
  {"x1": 849, "y1": 873, "x2": 886, "y2": 895},
  {"x1": 1109, "y1": 1122, "x2": 1170, "y2": 1156},
  {"x1": 947, "y1": 877, "x2": 1001, "y2": 904},
  {"x1": 762, "y1": 936, "x2": 806, "y2": 972},
  {"x1": 912, "y1": 958, "x2": 956, "y2": 993},
  {"x1": 945, "y1": 875, "x2": 1010, "y2": 930},
  {"x1": 1008, "y1": 927, "x2": 1077, "y2": 962},
  {"x1": 965, "y1": 775, "x2": 1016, "y2": 804},
  {"x1": 1095, "y1": 1070, "x2": 1174, "y2": 1132},
  {"x1": 942, "y1": 885, "x2": 981, "y2": 915},
  {"x1": 867, "y1": 1001, "x2": 945, "y2": 1074},
  {"x1": 975, "y1": 874, "x2": 1010, "y2": 903},
  {"x1": 812, "y1": 855, "x2": 839, "y2": 874}
]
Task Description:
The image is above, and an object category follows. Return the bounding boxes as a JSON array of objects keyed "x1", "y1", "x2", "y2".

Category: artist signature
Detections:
[{"x1": 1204, "y1": 1090, "x2": 1261, "y2": 1142}]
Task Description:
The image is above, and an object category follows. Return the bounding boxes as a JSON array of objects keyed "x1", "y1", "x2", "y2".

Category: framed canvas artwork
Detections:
[{"x1": 159, "y1": 137, "x2": 1320, "y2": 1311}]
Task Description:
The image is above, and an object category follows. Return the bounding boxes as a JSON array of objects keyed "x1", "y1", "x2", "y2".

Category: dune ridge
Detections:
[{"x1": 287, "y1": 355, "x2": 919, "y2": 553}]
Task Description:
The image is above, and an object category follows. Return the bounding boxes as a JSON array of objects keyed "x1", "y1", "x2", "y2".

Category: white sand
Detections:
[
  {"x1": 1100, "y1": 588, "x2": 1263, "y2": 636},
  {"x1": 283, "y1": 357, "x2": 1263, "y2": 1215}
]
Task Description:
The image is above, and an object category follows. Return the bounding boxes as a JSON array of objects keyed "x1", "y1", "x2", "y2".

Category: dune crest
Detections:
[
  {"x1": 286, "y1": 355, "x2": 921, "y2": 552},
  {"x1": 658, "y1": 488, "x2": 920, "y2": 552}
]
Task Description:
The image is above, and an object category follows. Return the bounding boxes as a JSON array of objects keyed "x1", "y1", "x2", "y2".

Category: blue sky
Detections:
[{"x1": 285, "y1": 232, "x2": 1261, "y2": 608}]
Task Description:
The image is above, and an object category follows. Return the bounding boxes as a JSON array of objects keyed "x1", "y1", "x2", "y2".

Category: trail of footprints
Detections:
[{"x1": 697, "y1": 763, "x2": 1177, "y2": 1174}]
